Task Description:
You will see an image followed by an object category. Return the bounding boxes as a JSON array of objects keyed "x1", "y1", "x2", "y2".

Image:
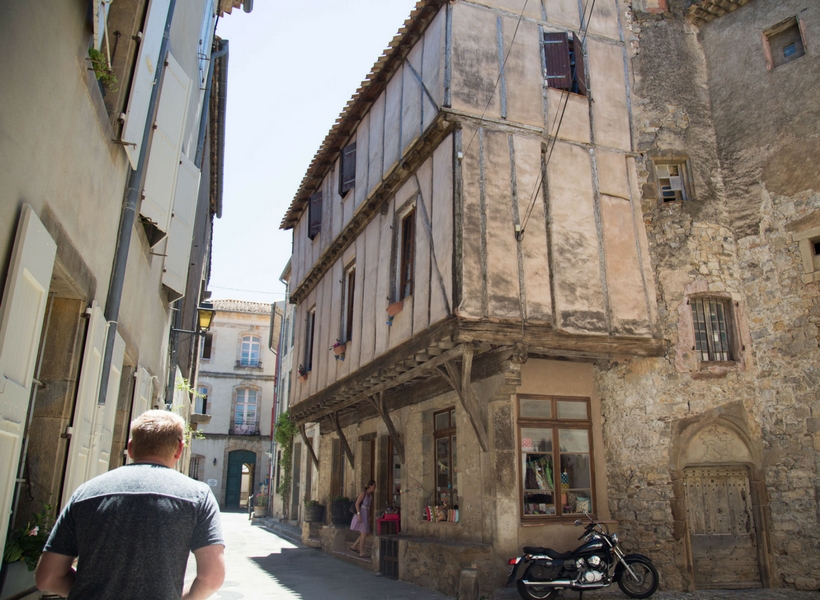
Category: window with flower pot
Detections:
[{"x1": 518, "y1": 395, "x2": 595, "y2": 519}]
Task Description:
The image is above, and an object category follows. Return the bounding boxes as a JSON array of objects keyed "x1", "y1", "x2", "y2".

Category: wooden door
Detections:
[
  {"x1": 226, "y1": 450, "x2": 256, "y2": 508},
  {"x1": 684, "y1": 466, "x2": 761, "y2": 589}
]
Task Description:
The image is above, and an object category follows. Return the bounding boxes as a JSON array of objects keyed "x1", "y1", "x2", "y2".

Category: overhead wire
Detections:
[{"x1": 518, "y1": 0, "x2": 598, "y2": 239}]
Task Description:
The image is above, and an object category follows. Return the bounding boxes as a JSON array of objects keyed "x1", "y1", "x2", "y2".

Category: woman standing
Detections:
[{"x1": 349, "y1": 480, "x2": 376, "y2": 558}]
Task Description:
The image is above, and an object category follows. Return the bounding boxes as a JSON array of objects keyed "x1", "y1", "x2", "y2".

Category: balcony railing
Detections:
[
  {"x1": 235, "y1": 360, "x2": 263, "y2": 370},
  {"x1": 230, "y1": 422, "x2": 261, "y2": 436}
]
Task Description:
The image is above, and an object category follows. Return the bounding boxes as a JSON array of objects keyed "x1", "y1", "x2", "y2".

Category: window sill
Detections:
[
  {"x1": 520, "y1": 514, "x2": 603, "y2": 526},
  {"x1": 691, "y1": 361, "x2": 738, "y2": 380}
]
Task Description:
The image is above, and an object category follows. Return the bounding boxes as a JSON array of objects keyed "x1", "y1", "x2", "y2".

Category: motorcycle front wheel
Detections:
[
  {"x1": 515, "y1": 579, "x2": 558, "y2": 600},
  {"x1": 617, "y1": 557, "x2": 659, "y2": 598}
]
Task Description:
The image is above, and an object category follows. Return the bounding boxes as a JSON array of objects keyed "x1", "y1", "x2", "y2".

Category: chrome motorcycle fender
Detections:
[{"x1": 614, "y1": 553, "x2": 654, "y2": 581}]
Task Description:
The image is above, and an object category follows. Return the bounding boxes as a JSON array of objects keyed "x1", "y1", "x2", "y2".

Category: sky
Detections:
[{"x1": 209, "y1": 0, "x2": 420, "y2": 305}]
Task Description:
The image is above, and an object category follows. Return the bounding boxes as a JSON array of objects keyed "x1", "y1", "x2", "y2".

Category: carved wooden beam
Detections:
[
  {"x1": 332, "y1": 412, "x2": 354, "y2": 467},
  {"x1": 299, "y1": 424, "x2": 319, "y2": 468},
  {"x1": 367, "y1": 391, "x2": 405, "y2": 465},
  {"x1": 438, "y1": 344, "x2": 489, "y2": 452}
]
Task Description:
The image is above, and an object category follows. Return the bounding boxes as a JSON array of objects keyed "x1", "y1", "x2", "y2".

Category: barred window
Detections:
[{"x1": 691, "y1": 298, "x2": 733, "y2": 362}]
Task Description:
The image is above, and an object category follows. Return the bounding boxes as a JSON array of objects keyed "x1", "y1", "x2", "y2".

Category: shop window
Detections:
[
  {"x1": 388, "y1": 436, "x2": 402, "y2": 508},
  {"x1": 434, "y1": 408, "x2": 457, "y2": 509},
  {"x1": 690, "y1": 297, "x2": 734, "y2": 362},
  {"x1": 519, "y1": 396, "x2": 595, "y2": 519},
  {"x1": 762, "y1": 17, "x2": 806, "y2": 70}
]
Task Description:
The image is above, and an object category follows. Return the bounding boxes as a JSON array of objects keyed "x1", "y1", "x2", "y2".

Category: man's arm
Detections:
[
  {"x1": 182, "y1": 544, "x2": 225, "y2": 600},
  {"x1": 35, "y1": 551, "x2": 76, "y2": 597}
]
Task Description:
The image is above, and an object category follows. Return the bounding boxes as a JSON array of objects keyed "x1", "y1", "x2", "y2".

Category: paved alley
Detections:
[{"x1": 184, "y1": 512, "x2": 454, "y2": 600}]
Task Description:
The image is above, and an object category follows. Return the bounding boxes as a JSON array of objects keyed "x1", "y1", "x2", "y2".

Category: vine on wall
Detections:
[{"x1": 274, "y1": 411, "x2": 297, "y2": 508}]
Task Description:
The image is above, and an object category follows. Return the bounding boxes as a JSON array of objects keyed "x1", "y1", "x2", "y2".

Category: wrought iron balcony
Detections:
[
  {"x1": 235, "y1": 359, "x2": 263, "y2": 370},
  {"x1": 230, "y1": 422, "x2": 261, "y2": 436}
]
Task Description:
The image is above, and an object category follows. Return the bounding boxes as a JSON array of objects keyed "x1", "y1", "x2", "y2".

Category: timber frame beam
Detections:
[
  {"x1": 368, "y1": 391, "x2": 406, "y2": 464},
  {"x1": 436, "y1": 344, "x2": 489, "y2": 452},
  {"x1": 299, "y1": 424, "x2": 319, "y2": 468},
  {"x1": 331, "y1": 412, "x2": 354, "y2": 468}
]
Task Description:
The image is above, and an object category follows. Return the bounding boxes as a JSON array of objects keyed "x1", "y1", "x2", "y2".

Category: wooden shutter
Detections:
[
  {"x1": 572, "y1": 33, "x2": 587, "y2": 96},
  {"x1": 399, "y1": 210, "x2": 415, "y2": 300},
  {"x1": 62, "y1": 303, "x2": 107, "y2": 507},
  {"x1": 162, "y1": 153, "x2": 201, "y2": 298},
  {"x1": 121, "y1": 0, "x2": 172, "y2": 168},
  {"x1": 543, "y1": 32, "x2": 570, "y2": 90},
  {"x1": 133, "y1": 366, "x2": 153, "y2": 418},
  {"x1": 0, "y1": 204, "x2": 56, "y2": 548},
  {"x1": 308, "y1": 191, "x2": 322, "y2": 240},
  {"x1": 140, "y1": 52, "x2": 192, "y2": 241},
  {"x1": 339, "y1": 142, "x2": 357, "y2": 196},
  {"x1": 90, "y1": 332, "x2": 125, "y2": 477}
]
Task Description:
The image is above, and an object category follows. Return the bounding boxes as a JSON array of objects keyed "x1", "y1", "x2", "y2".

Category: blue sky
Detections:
[{"x1": 210, "y1": 0, "x2": 419, "y2": 304}]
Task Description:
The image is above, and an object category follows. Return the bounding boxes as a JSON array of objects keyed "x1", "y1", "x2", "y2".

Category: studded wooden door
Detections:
[{"x1": 684, "y1": 466, "x2": 761, "y2": 589}]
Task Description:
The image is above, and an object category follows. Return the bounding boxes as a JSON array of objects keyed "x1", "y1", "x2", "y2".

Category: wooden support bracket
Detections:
[
  {"x1": 299, "y1": 424, "x2": 319, "y2": 468},
  {"x1": 437, "y1": 344, "x2": 489, "y2": 452},
  {"x1": 332, "y1": 411, "x2": 355, "y2": 468},
  {"x1": 368, "y1": 391, "x2": 406, "y2": 465}
]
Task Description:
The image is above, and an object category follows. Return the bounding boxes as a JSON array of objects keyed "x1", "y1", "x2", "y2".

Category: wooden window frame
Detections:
[
  {"x1": 433, "y1": 408, "x2": 457, "y2": 509},
  {"x1": 343, "y1": 262, "x2": 356, "y2": 343},
  {"x1": 517, "y1": 395, "x2": 596, "y2": 521},
  {"x1": 339, "y1": 142, "x2": 357, "y2": 196},
  {"x1": 543, "y1": 31, "x2": 587, "y2": 96},
  {"x1": 308, "y1": 191, "x2": 323, "y2": 240},
  {"x1": 304, "y1": 307, "x2": 316, "y2": 372},
  {"x1": 762, "y1": 17, "x2": 807, "y2": 71},
  {"x1": 399, "y1": 209, "x2": 416, "y2": 300}
]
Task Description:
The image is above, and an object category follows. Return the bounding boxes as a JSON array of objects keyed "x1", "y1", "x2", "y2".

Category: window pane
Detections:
[
  {"x1": 559, "y1": 429, "x2": 589, "y2": 453},
  {"x1": 556, "y1": 400, "x2": 587, "y2": 420},
  {"x1": 560, "y1": 453, "x2": 591, "y2": 489},
  {"x1": 520, "y1": 398, "x2": 552, "y2": 419},
  {"x1": 247, "y1": 390, "x2": 257, "y2": 404},
  {"x1": 521, "y1": 428, "x2": 552, "y2": 453},
  {"x1": 523, "y1": 452, "x2": 556, "y2": 515},
  {"x1": 451, "y1": 435, "x2": 457, "y2": 478},
  {"x1": 435, "y1": 411, "x2": 450, "y2": 430}
]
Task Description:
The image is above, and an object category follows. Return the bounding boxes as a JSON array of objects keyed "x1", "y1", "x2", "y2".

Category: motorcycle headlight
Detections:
[{"x1": 611, "y1": 533, "x2": 618, "y2": 544}]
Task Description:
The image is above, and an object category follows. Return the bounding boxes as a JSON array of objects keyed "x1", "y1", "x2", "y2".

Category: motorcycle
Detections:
[{"x1": 506, "y1": 514, "x2": 659, "y2": 600}]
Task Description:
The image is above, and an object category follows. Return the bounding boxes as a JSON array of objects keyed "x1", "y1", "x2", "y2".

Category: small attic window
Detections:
[{"x1": 762, "y1": 17, "x2": 806, "y2": 70}]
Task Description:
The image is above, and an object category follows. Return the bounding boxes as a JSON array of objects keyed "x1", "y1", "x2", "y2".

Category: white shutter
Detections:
[
  {"x1": 92, "y1": 0, "x2": 112, "y2": 51},
  {"x1": 139, "y1": 52, "x2": 192, "y2": 238},
  {"x1": 62, "y1": 303, "x2": 106, "y2": 508},
  {"x1": 0, "y1": 205, "x2": 56, "y2": 548},
  {"x1": 90, "y1": 332, "x2": 125, "y2": 477},
  {"x1": 121, "y1": 0, "x2": 173, "y2": 168},
  {"x1": 162, "y1": 153, "x2": 201, "y2": 298},
  {"x1": 133, "y1": 367, "x2": 153, "y2": 418}
]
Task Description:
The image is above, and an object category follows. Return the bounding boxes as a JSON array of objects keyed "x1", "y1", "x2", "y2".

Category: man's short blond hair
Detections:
[{"x1": 129, "y1": 410, "x2": 185, "y2": 459}]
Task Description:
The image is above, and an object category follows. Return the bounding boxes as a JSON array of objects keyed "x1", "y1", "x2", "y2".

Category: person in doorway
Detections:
[
  {"x1": 35, "y1": 410, "x2": 225, "y2": 600},
  {"x1": 349, "y1": 479, "x2": 376, "y2": 558}
]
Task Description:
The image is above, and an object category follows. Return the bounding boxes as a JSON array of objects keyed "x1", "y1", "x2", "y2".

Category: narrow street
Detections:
[{"x1": 184, "y1": 512, "x2": 454, "y2": 599}]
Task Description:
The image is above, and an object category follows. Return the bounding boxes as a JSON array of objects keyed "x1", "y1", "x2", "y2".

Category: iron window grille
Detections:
[{"x1": 691, "y1": 297, "x2": 733, "y2": 362}]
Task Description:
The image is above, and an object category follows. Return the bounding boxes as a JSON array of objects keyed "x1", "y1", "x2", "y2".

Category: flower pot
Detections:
[
  {"x1": 0, "y1": 561, "x2": 36, "y2": 600},
  {"x1": 253, "y1": 506, "x2": 267, "y2": 518},
  {"x1": 304, "y1": 504, "x2": 325, "y2": 523},
  {"x1": 298, "y1": 374, "x2": 308, "y2": 383},
  {"x1": 333, "y1": 344, "x2": 346, "y2": 356},
  {"x1": 386, "y1": 301, "x2": 403, "y2": 317},
  {"x1": 329, "y1": 500, "x2": 353, "y2": 526}
]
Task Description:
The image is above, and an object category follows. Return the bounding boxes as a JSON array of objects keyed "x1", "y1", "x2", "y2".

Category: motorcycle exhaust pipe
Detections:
[{"x1": 521, "y1": 580, "x2": 607, "y2": 590}]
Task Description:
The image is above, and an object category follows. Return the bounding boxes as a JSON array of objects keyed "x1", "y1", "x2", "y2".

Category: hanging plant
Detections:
[
  {"x1": 87, "y1": 48, "x2": 119, "y2": 92},
  {"x1": 273, "y1": 411, "x2": 297, "y2": 508}
]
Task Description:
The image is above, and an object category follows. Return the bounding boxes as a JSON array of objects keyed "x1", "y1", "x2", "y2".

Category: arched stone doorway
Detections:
[
  {"x1": 226, "y1": 449, "x2": 256, "y2": 509},
  {"x1": 670, "y1": 405, "x2": 772, "y2": 590}
]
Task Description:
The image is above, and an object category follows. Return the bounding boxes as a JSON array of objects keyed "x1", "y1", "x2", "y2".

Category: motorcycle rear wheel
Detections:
[
  {"x1": 617, "y1": 557, "x2": 659, "y2": 598},
  {"x1": 515, "y1": 579, "x2": 558, "y2": 600}
]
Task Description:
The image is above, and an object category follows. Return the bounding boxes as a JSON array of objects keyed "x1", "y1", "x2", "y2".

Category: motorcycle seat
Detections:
[{"x1": 522, "y1": 547, "x2": 574, "y2": 560}]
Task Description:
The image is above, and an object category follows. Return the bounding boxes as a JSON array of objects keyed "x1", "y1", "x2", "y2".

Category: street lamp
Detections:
[{"x1": 172, "y1": 301, "x2": 216, "y2": 335}]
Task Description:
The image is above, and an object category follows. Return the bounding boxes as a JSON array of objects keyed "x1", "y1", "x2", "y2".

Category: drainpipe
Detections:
[{"x1": 97, "y1": 0, "x2": 176, "y2": 408}]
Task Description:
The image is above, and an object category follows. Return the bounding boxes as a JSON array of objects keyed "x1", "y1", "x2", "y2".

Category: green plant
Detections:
[
  {"x1": 330, "y1": 495, "x2": 350, "y2": 503},
  {"x1": 254, "y1": 492, "x2": 269, "y2": 507},
  {"x1": 273, "y1": 411, "x2": 297, "y2": 506},
  {"x1": 87, "y1": 48, "x2": 118, "y2": 92},
  {"x1": 3, "y1": 504, "x2": 53, "y2": 571},
  {"x1": 304, "y1": 499, "x2": 322, "y2": 507}
]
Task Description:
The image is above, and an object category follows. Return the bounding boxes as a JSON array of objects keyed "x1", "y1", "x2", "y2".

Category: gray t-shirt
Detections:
[{"x1": 45, "y1": 463, "x2": 223, "y2": 600}]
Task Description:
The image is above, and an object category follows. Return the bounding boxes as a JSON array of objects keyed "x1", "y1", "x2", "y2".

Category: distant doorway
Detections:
[{"x1": 226, "y1": 450, "x2": 256, "y2": 509}]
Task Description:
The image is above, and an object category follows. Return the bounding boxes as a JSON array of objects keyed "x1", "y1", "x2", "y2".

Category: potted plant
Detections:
[
  {"x1": 387, "y1": 300, "x2": 403, "y2": 317},
  {"x1": 253, "y1": 492, "x2": 268, "y2": 518},
  {"x1": 1, "y1": 504, "x2": 52, "y2": 598},
  {"x1": 297, "y1": 364, "x2": 308, "y2": 382},
  {"x1": 331, "y1": 339, "x2": 346, "y2": 360},
  {"x1": 303, "y1": 499, "x2": 325, "y2": 523},
  {"x1": 328, "y1": 495, "x2": 352, "y2": 526}
]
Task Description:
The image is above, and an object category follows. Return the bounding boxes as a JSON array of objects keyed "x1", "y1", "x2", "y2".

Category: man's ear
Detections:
[
  {"x1": 127, "y1": 439, "x2": 134, "y2": 459},
  {"x1": 173, "y1": 439, "x2": 184, "y2": 461}
]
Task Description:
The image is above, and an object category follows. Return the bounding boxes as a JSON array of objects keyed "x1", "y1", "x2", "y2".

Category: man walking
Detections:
[{"x1": 36, "y1": 410, "x2": 225, "y2": 599}]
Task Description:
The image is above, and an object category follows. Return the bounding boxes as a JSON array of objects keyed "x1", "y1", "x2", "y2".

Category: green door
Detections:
[{"x1": 226, "y1": 450, "x2": 256, "y2": 508}]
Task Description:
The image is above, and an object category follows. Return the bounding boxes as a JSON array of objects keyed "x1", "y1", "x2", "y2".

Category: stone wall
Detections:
[{"x1": 597, "y1": 0, "x2": 820, "y2": 591}]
